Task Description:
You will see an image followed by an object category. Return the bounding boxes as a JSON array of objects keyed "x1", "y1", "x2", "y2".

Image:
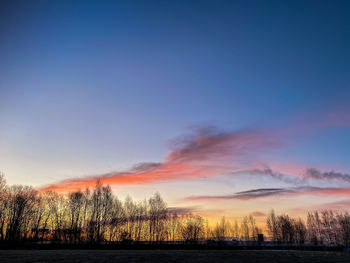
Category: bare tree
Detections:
[
  {"x1": 5, "y1": 185, "x2": 37, "y2": 241},
  {"x1": 108, "y1": 197, "x2": 125, "y2": 242},
  {"x1": 294, "y1": 218, "x2": 307, "y2": 245},
  {"x1": 337, "y1": 213, "x2": 350, "y2": 246},
  {"x1": 67, "y1": 191, "x2": 84, "y2": 243},
  {"x1": 181, "y1": 215, "x2": 204, "y2": 243},
  {"x1": 266, "y1": 209, "x2": 278, "y2": 243},
  {"x1": 0, "y1": 174, "x2": 8, "y2": 240},
  {"x1": 321, "y1": 211, "x2": 338, "y2": 244},
  {"x1": 168, "y1": 212, "x2": 179, "y2": 242},
  {"x1": 232, "y1": 219, "x2": 239, "y2": 240},
  {"x1": 214, "y1": 216, "x2": 230, "y2": 241},
  {"x1": 241, "y1": 216, "x2": 250, "y2": 241},
  {"x1": 148, "y1": 192, "x2": 167, "y2": 242}
]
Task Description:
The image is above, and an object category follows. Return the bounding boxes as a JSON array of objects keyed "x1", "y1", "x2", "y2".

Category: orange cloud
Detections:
[{"x1": 39, "y1": 127, "x2": 277, "y2": 193}]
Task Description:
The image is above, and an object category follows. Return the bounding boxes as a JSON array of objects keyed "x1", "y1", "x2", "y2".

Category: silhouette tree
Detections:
[
  {"x1": 181, "y1": 215, "x2": 204, "y2": 243},
  {"x1": 266, "y1": 209, "x2": 278, "y2": 243}
]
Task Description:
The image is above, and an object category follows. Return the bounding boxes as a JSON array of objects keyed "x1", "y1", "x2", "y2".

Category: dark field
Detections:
[{"x1": 0, "y1": 250, "x2": 349, "y2": 263}]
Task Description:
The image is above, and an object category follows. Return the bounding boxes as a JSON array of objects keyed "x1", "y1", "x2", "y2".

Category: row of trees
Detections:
[
  {"x1": 0, "y1": 174, "x2": 208, "y2": 243},
  {"x1": 266, "y1": 209, "x2": 350, "y2": 245},
  {"x1": 212, "y1": 215, "x2": 262, "y2": 242},
  {"x1": 1, "y1": 174, "x2": 350, "y2": 245},
  {"x1": 0, "y1": 174, "x2": 265, "y2": 243}
]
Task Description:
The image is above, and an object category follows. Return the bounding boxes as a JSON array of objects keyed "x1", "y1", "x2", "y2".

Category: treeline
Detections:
[
  {"x1": 0, "y1": 175, "x2": 263, "y2": 243},
  {"x1": 0, "y1": 174, "x2": 207, "y2": 243},
  {"x1": 266, "y1": 210, "x2": 350, "y2": 246},
  {"x1": 0, "y1": 174, "x2": 350, "y2": 246}
]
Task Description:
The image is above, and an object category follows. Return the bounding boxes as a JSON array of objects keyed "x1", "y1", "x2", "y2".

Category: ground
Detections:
[{"x1": 0, "y1": 250, "x2": 349, "y2": 263}]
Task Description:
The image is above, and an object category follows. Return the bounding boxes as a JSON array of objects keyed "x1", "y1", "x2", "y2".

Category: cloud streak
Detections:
[
  {"x1": 304, "y1": 168, "x2": 350, "y2": 183},
  {"x1": 40, "y1": 127, "x2": 279, "y2": 193},
  {"x1": 185, "y1": 186, "x2": 350, "y2": 201},
  {"x1": 167, "y1": 206, "x2": 200, "y2": 215},
  {"x1": 236, "y1": 167, "x2": 350, "y2": 185}
]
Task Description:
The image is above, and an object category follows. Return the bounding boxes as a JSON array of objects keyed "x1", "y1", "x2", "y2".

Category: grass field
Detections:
[{"x1": 0, "y1": 250, "x2": 349, "y2": 263}]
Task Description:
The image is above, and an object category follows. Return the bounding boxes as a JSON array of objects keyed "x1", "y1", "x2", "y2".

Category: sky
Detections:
[{"x1": 1, "y1": 0, "x2": 350, "y2": 222}]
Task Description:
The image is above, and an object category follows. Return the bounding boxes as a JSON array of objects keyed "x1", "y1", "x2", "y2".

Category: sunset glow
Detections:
[{"x1": 1, "y1": 0, "x2": 350, "y2": 223}]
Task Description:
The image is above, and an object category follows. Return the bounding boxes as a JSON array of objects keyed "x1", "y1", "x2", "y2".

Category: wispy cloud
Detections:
[
  {"x1": 230, "y1": 167, "x2": 305, "y2": 185},
  {"x1": 39, "y1": 127, "x2": 278, "y2": 192},
  {"x1": 304, "y1": 168, "x2": 350, "y2": 183},
  {"x1": 165, "y1": 126, "x2": 279, "y2": 163},
  {"x1": 185, "y1": 188, "x2": 291, "y2": 201},
  {"x1": 185, "y1": 186, "x2": 350, "y2": 201},
  {"x1": 233, "y1": 166, "x2": 350, "y2": 185},
  {"x1": 167, "y1": 206, "x2": 200, "y2": 215}
]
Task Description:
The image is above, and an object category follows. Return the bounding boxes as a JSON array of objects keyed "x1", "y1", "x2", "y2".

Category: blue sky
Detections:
[{"x1": 1, "y1": 0, "x2": 350, "y2": 219}]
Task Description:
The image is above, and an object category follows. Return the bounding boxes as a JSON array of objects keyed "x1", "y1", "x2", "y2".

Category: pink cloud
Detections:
[{"x1": 39, "y1": 127, "x2": 278, "y2": 193}]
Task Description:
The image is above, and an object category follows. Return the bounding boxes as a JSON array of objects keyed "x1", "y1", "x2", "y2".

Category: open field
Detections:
[{"x1": 0, "y1": 250, "x2": 349, "y2": 263}]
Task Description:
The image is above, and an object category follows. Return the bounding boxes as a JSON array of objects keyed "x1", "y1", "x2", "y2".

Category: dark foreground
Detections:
[{"x1": 0, "y1": 250, "x2": 349, "y2": 263}]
